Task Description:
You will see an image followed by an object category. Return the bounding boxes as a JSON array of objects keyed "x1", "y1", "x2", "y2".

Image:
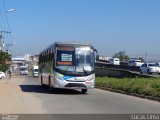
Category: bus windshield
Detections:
[{"x1": 55, "y1": 47, "x2": 94, "y2": 72}]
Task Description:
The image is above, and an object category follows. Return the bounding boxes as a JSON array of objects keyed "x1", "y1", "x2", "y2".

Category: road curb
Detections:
[{"x1": 96, "y1": 86, "x2": 160, "y2": 102}]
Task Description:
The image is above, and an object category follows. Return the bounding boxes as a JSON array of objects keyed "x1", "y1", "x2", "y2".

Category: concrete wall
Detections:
[{"x1": 95, "y1": 67, "x2": 140, "y2": 78}]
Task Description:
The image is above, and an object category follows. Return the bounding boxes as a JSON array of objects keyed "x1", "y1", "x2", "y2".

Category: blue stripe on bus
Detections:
[{"x1": 62, "y1": 76, "x2": 74, "y2": 80}]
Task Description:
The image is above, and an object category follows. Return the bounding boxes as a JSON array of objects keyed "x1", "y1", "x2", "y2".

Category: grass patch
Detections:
[{"x1": 96, "y1": 77, "x2": 160, "y2": 98}]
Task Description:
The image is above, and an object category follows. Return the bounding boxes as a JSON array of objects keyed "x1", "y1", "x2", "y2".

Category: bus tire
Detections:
[
  {"x1": 41, "y1": 75, "x2": 45, "y2": 87},
  {"x1": 81, "y1": 89, "x2": 87, "y2": 94},
  {"x1": 48, "y1": 75, "x2": 52, "y2": 92}
]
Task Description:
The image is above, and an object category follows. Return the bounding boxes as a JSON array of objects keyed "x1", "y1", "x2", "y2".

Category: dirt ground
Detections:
[
  {"x1": 0, "y1": 76, "x2": 22, "y2": 96},
  {"x1": 0, "y1": 76, "x2": 45, "y2": 114}
]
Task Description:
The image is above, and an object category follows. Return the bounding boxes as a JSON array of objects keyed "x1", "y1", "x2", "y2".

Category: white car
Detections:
[
  {"x1": 140, "y1": 63, "x2": 160, "y2": 74},
  {"x1": 0, "y1": 71, "x2": 5, "y2": 79},
  {"x1": 128, "y1": 59, "x2": 144, "y2": 67},
  {"x1": 20, "y1": 66, "x2": 28, "y2": 75},
  {"x1": 20, "y1": 69, "x2": 28, "y2": 75}
]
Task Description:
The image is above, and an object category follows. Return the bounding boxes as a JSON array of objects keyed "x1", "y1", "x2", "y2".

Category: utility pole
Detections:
[
  {"x1": 6, "y1": 43, "x2": 12, "y2": 51},
  {"x1": 0, "y1": 8, "x2": 15, "y2": 51},
  {"x1": 0, "y1": 31, "x2": 12, "y2": 52},
  {"x1": 0, "y1": 32, "x2": 4, "y2": 51}
]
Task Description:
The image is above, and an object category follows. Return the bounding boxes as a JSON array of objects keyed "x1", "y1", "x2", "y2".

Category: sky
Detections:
[{"x1": 1, "y1": 0, "x2": 160, "y2": 60}]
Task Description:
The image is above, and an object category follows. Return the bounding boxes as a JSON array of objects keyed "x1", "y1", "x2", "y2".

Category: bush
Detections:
[
  {"x1": 0, "y1": 64, "x2": 9, "y2": 72},
  {"x1": 96, "y1": 77, "x2": 160, "y2": 98},
  {"x1": 0, "y1": 50, "x2": 11, "y2": 72}
]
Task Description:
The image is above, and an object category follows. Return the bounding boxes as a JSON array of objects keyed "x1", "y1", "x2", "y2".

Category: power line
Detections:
[
  {"x1": 0, "y1": 0, "x2": 7, "y2": 42},
  {"x1": 1, "y1": 0, "x2": 13, "y2": 52},
  {"x1": 0, "y1": 18, "x2": 3, "y2": 30},
  {"x1": 0, "y1": 10, "x2": 7, "y2": 31},
  {"x1": 2, "y1": 0, "x2": 11, "y2": 32}
]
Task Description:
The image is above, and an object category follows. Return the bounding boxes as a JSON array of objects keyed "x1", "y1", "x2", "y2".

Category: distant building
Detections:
[
  {"x1": 24, "y1": 54, "x2": 32, "y2": 61},
  {"x1": 12, "y1": 57, "x2": 26, "y2": 67},
  {"x1": 31, "y1": 55, "x2": 39, "y2": 65}
]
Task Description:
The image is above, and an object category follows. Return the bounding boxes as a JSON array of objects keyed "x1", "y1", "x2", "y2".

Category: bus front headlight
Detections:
[
  {"x1": 87, "y1": 75, "x2": 95, "y2": 81},
  {"x1": 55, "y1": 74, "x2": 63, "y2": 81}
]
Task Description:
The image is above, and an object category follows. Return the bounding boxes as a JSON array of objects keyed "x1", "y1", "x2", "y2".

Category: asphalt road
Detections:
[{"x1": 0, "y1": 75, "x2": 160, "y2": 114}]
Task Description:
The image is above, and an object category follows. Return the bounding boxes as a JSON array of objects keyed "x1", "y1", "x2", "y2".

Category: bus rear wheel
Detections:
[
  {"x1": 41, "y1": 75, "x2": 45, "y2": 87},
  {"x1": 48, "y1": 76, "x2": 53, "y2": 92},
  {"x1": 81, "y1": 89, "x2": 87, "y2": 94}
]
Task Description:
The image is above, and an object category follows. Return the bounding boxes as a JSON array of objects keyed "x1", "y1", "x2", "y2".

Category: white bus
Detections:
[{"x1": 39, "y1": 42, "x2": 98, "y2": 93}]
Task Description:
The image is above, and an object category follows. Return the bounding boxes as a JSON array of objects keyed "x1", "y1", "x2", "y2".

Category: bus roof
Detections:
[
  {"x1": 39, "y1": 42, "x2": 94, "y2": 54},
  {"x1": 55, "y1": 42, "x2": 93, "y2": 47}
]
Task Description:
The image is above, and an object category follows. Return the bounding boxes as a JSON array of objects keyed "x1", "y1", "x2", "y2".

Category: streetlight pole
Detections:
[
  {"x1": 0, "y1": 31, "x2": 11, "y2": 52},
  {"x1": 6, "y1": 9, "x2": 15, "y2": 12}
]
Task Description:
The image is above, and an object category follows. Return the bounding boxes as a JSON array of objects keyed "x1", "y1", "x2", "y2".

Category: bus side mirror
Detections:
[
  {"x1": 94, "y1": 49, "x2": 99, "y2": 61},
  {"x1": 94, "y1": 49, "x2": 98, "y2": 53},
  {"x1": 96, "y1": 55, "x2": 99, "y2": 61}
]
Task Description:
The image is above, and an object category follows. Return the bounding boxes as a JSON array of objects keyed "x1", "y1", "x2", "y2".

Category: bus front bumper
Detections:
[{"x1": 53, "y1": 80, "x2": 95, "y2": 89}]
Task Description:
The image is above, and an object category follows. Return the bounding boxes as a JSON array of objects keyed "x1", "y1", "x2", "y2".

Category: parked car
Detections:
[
  {"x1": 0, "y1": 71, "x2": 5, "y2": 79},
  {"x1": 128, "y1": 59, "x2": 144, "y2": 67},
  {"x1": 140, "y1": 63, "x2": 160, "y2": 74}
]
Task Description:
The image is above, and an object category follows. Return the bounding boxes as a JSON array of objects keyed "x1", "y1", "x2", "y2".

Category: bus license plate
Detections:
[{"x1": 85, "y1": 81, "x2": 92, "y2": 84}]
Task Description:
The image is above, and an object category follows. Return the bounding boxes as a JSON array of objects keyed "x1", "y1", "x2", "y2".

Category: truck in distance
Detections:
[{"x1": 32, "y1": 65, "x2": 39, "y2": 77}]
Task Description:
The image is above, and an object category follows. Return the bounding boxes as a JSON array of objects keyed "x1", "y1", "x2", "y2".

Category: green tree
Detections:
[
  {"x1": 113, "y1": 51, "x2": 130, "y2": 61},
  {"x1": 0, "y1": 50, "x2": 11, "y2": 72}
]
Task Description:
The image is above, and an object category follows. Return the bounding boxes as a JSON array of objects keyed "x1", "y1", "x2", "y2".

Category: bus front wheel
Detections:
[{"x1": 81, "y1": 89, "x2": 87, "y2": 94}]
